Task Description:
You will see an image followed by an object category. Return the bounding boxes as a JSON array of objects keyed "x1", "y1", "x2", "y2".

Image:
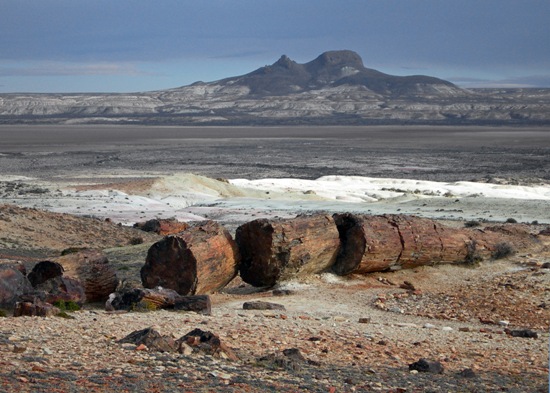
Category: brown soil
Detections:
[{"x1": 0, "y1": 204, "x2": 160, "y2": 260}]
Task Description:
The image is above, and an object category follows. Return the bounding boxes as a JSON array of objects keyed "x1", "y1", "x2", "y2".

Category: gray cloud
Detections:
[
  {"x1": 0, "y1": 63, "x2": 156, "y2": 77},
  {"x1": 451, "y1": 74, "x2": 550, "y2": 88}
]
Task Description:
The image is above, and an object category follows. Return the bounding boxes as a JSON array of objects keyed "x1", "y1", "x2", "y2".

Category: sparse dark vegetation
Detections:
[
  {"x1": 506, "y1": 218, "x2": 518, "y2": 224},
  {"x1": 130, "y1": 300, "x2": 157, "y2": 312},
  {"x1": 0, "y1": 309, "x2": 7, "y2": 318},
  {"x1": 129, "y1": 237, "x2": 144, "y2": 245},
  {"x1": 464, "y1": 240, "x2": 483, "y2": 265},
  {"x1": 52, "y1": 300, "x2": 81, "y2": 312},
  {"x1": 464, "y1": 220, "x2": 481, "y2": 228},
  {"x1": 492, "y1": 242, "x2": 515, "y2": 259},
  {"x1": 56, "y1": 311, "x2": 75, "y2": 319},
  {"x1": 61, "y1": 247, "x2": 89, "y2": 256}
]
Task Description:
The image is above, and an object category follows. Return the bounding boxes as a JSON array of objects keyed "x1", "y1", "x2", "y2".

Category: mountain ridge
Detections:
[
  {"x1": 1, "y1": 50, "x2": 549, "y2": 125},
  {"x1": 183, "y1": 50, "x2": 462, "y2": 98}
]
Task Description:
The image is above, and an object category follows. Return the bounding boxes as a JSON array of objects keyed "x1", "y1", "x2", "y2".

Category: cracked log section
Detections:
[
  {"x1": 332, "y1": 214, "x2": 530, "y2": 275},
  {"x1": 236, "y1": 214, "x2": 340, "y2": 287},
  {"x1": 141, "y1": 221, "x2": 239, "y2": 295},
  {"x1": 55, "y1": 250, "x2": 118, "y2": 303}
]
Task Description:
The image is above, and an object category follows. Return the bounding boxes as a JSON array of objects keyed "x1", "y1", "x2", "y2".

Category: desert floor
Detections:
[{"x1": 0, "y1": 125, "x2": 549, "y2": 392}]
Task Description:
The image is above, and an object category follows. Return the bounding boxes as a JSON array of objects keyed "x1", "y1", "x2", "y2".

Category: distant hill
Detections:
[
  {"x1": 218, "y1": 50, "x2": 461, "y2": 97},
  {"x1": 1, "y1": 50, "x2": 549, "y2": 125}
]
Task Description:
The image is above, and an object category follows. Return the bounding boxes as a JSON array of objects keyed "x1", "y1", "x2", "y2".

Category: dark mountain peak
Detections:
[
  {"x1": 308, "y1": 50, "x2": 365, "y2": 69},
  {"x1": 274, "y1": 55, "x2": 296, "y2": 68},
  {"x1": 225, "y1": 50, "x2": 461, "y2": 97}
]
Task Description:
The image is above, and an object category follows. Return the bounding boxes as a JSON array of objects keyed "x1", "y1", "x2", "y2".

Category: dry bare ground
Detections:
[{"x1": 0, "y1": 206, "x2": 549, "y2": 392}]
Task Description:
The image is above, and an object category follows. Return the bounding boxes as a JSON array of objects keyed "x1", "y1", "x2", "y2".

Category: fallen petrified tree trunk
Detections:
[
  {"x1": 141, "y1": 221, "x2": 239, "y2": 295},
  {"x1": 54, "y1": 250, "x2": 118, "y2": 303},
  {"x1": 236, "y1": 214, "x2": 340, "y2": 287},
  {"x1": 331, "y1": 213, "x2": 530, "y2": 275}
]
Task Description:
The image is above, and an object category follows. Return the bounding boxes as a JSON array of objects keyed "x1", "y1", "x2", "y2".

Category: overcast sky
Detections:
[{"x1": 1, "y1": 0, "x2": 549, "y2": 93}]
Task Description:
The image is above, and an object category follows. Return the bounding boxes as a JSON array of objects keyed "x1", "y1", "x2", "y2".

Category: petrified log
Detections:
[
  {"x1": 0, "y1": 264, "x2": 33, "y2": 309},
  {"x1": 106, "y1": 287, "x2": 211, "y2": 315},
  {"x1": 27, "y1": 261, "x2": 86, "y2": 305},
  {"x1": 133, "y1": 218, "x2": 189, "y2": 236},
  {"x1": 236, "y1": 214, "x2": 340, "y2": 287},
  {"x1": 55, "y1": 250, "x2": 118, "y2": 303},
  {"x1": 332, "y1": 213, "x2": 504, "y2": 275},
  {"x1": 141, "y1": 221, "x2": 239, "y2": 295},
  {"x1": 13, "y1": 299, "x2": 60, "y2": 317},
  {"x1": 27, "y1": 261, "x2": 64, "y2": 287},
  {"x1": 33, "y1": 276, "x2": 86, "y2": 305}
]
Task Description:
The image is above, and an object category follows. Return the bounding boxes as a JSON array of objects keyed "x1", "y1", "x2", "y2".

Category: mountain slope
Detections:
[
  {"x1": 225, "y1": 50, "x2": 459, "y2": 97},
  {"x1": 1, "y1": 50, "x2": 549, "y2": 125}
]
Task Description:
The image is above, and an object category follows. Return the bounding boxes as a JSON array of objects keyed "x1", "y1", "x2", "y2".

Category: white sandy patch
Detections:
[
  {"x1": 3, "y1": 173, "x2": 550, "y2": 225},
  {"x1": 229, "y1": 176, "x2": 550, "y2": 202}
]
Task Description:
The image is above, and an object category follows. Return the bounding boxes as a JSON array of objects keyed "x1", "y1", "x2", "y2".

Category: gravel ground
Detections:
[{"x1": 1, "y1": 258, "x2": 549, "y2": 392}]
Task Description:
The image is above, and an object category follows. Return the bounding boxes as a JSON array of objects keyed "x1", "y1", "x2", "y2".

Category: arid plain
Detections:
[{"x1": 0, "y1": 125, "x2": 549, "y2": 392}]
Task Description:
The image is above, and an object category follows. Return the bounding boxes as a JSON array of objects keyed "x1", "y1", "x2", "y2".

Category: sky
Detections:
[{"x1": 1, "y1": 0, "x2": 549, "y2": 93}]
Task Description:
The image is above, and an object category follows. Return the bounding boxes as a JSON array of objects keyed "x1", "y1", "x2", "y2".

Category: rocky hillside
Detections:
[
  {"x1": 1, "y1": 50, "x2": 550, "y2": 125},
  {"x1": 0, "y1": 204, "x2": 160, "y2": 259}
]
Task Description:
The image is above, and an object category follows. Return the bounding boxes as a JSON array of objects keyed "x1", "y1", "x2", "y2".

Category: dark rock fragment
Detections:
[
  {"x1": 243, "y1": 301, "x2": 286, "y2": 310},
  {"x1": 257, "y1": 347, "x2": 313, "y2": 372},
  {"x1": 272, "y1": 289, "x2": 294, "y2": 296},
  {"x1": 508, "y1": 329, "x2": 538, "y2": 338},
  {"x1": 399, "y1": 281, "x2": 416, "y2": 291},
  {"x1": 177, "y1": 328, "x2": 238, "y2": 360},
  {"x1": 408, "y1": 358, "x2": 444, "y2": 374},
  {"x1": 106, "y1": 287, "x2": 211, "y2": 315},
  {"x1": 458, "y1": 368, "x2": 477, "y2": 378},
  {"x1": 117, "y1": 327, "x2": 178, "y2": 353}
]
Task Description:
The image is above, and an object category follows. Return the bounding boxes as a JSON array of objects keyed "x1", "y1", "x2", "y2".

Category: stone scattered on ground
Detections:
[{"x1": 242, "y1": 301, "x2": 286, "y2": 311}]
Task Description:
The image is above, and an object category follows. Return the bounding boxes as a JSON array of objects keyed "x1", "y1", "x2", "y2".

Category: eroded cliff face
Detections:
[{"x1": 1, "y1": 51, "x2": 549, "y2": 125}]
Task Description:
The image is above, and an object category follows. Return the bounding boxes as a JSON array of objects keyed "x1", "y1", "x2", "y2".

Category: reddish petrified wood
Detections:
[
  {"x1": 133, "y1": 218, "x2": 189, "y2": 236},
  {"x1": 55, "y1": 250, "x2": 118, "y2": 303},
  {"x1": 141, "y1": 221, "x2": 239, "y2": 295},
  {"x1": 236, "y1": 214, "x2": 340, "y2": 287},
  {"x1": 0, "y1": 264, "x2": 33, "y2": 309},
  {"x1": 332, "y1": 214, "x2": 403, "y2": 275},
  {"x1": 332, "y1": 214, "x2": 535, "y2": 275},
  {"x1": 27, "y1": 260, "x2": 86, "y2": 305},
  {"x1": 13, "y1": 299, "x2": 60, "y2": 317}
]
